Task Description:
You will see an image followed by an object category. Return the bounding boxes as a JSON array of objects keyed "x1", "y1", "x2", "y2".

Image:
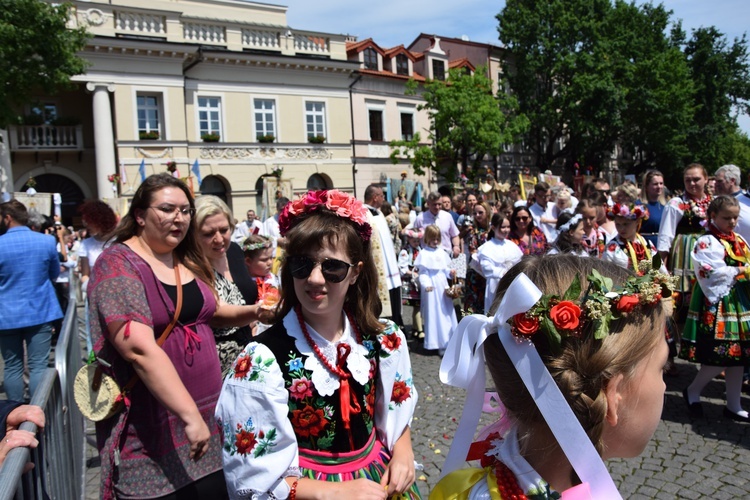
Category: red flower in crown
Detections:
[
  {"x1": 616, "y1": 295, "x2": 640, "y2": 313},
  {"x1": 549, "y1": 301, "x2": 581, "y2": 331},
  {"x1": 513, "y1": 313, "x2": 540, "y2": 336},
  {"x1": 278, "y1": 190, "x2": 372, "y2": 241}
]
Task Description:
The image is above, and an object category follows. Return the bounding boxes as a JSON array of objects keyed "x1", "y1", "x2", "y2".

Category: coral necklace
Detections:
[
  {"x1": 295, "y1": 306, "x2": 362, "y2": 450},
  {"x1": 494, "y1": 461, "x2": 528, "y2": 500}
]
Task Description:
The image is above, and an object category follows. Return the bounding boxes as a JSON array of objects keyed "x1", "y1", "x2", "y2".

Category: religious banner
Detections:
[{"x1": 13, "y1": 192, "x2": 52, "y2": 215}]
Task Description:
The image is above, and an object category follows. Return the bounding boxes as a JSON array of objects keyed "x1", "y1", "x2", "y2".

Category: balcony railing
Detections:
[{"x1": 8, "y1": 125, "x2": 84, "y2": 151}]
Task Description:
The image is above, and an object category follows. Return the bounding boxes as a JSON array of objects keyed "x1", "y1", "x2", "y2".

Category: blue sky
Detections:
[{"x1": 281, "y1": 0, "x2": 750, "y2": 133}]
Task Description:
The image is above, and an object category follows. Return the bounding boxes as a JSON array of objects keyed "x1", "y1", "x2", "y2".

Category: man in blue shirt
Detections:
[{"x1": 0, "y1": 200, "x2": 62, "y2": 402}]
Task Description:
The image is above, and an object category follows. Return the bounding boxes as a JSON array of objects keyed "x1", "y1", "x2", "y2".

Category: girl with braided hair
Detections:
[{"x1": 435, "y1": 255, "x2": 674, "y2": 498}]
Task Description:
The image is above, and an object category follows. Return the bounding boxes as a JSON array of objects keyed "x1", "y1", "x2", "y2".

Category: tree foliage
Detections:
[
  {"x1": 390, "y1": 67, "x2": 528, "y2": 181},
  {"x1": 0, "y1": 0, "x2": 89, "y2": 128},
  {"x1": 497, "y1": 0, "x2": 750, "y2": 180},
  {"x1": 683, "y1": 27, "x2": 750, "y2": 168}
]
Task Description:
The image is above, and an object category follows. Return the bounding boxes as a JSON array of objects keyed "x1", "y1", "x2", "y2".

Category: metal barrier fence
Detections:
[{"x1": 0, "y1": 300, "x2": 86, "y2": 500}]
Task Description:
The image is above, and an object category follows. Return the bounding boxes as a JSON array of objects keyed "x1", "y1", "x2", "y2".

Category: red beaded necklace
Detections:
[
  {"x1": 493, "y1": 460, "x2": 528, "y2": 500},
  {"x1": 295, "y1": 305, "x2": 363, "y2": 449}
]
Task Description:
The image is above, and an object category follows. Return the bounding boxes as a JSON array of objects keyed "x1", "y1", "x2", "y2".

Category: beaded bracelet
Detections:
[{"x1": 289, "y1": 478, "x2": 299, "y2": 500}]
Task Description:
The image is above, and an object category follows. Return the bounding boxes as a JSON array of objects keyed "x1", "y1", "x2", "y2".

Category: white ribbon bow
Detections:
[{"x1": 439, "y1": 273, "x2": 622, "y2": 499}]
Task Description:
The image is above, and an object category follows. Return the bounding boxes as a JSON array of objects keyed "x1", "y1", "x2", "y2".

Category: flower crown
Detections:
[
  {"x1": 278, "y1": 189, "x2": 372, "y2": 241},
  {"x1": 242, "y1": 236, "x2": 272, "y2": 252},
  {"x1": 558, "y1": 212, "x2": 582, "y2": 233},
  {"x1": 606, "y1": 203, "x2": 649, "y2": 221},
  {"x1": 510, "y1": 256, "x2": 676, "y2": 354}
]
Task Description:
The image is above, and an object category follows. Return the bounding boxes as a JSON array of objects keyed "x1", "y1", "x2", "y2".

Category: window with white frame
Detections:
[
  {"x1": 197, "y1": 96, "x2": 222, "y2": 139},
  {"x1": 305, "y1": 101, "x2": 326, "y2": 140},
  {"x1": 254, "y1": 99, "x2": 276, "y2": 140},
  {"x1": 432, "y1": 59, "x2": 446, "y2": 81},
  {"x1": 137, "y1": 93, "x2": 163, "y2": 137},
  {"x1": 368, "y1": 109, "x2": 384, "y2": 142},
  {"x1": 399, "y1": 111, "x2": 414, "y2": 140},
  {"x1": 363, "y1": 48, "x2": 378, "y2": 70},
  {"x1": 396, "y1": 54, "x2": 409, "y2": 76}
]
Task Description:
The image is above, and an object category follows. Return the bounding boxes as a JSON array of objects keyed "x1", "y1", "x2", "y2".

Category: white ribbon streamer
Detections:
[{"x1": 439, "y1": 273, "x2": 622, "y2": 499}]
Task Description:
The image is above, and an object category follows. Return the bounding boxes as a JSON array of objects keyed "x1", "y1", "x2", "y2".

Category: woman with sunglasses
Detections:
[
  {"x1": 88, "y1": 174, "x2": 264, "y2": 500},
  {"x1": 509, "y1": 206, "x2": 548, "y2": 256},
  {"x1": 216, "y1": 190, "x2": 420, "y2": 499}
]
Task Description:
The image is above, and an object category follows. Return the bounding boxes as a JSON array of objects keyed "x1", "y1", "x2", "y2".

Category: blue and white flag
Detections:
[
  {"x1": 139, "y1": 159, "x2": 146, "y2": 182},
  {"x1": 192, "y1": 159, "x2": 202, "y2": 186}
]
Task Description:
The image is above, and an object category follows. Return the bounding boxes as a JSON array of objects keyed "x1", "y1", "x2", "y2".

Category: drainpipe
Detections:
[{"x1": 348, "y1": 73, "x2": 363, "y2": 197}]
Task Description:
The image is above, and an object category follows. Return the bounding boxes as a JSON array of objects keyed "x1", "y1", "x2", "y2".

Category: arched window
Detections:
[
  {"x1": 306, "y1": 174, "x2": 329, "y2": 191},
  {"x1": 199, "y1": 175, "x2": 227, "y2": 204},
  {"x1": 22, "y1": 174, "x2": 84, "y2": 226}
]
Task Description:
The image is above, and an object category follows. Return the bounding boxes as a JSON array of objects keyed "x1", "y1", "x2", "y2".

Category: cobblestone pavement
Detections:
[{"x1": 78, "y1": 306, "x2": 750, "y2": 498}]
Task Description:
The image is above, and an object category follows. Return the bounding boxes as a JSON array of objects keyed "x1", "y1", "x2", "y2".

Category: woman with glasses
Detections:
[
  {"x1": 509, "y1": 206, "x2": 548, "y2": 256},
  {"x1": 216, "y1": 190, "x2": 420, "y2": 499},
  {"x1": 462, "y1": 201, "x2": 492, "y2": 314},
  {"x1": 88, "y1": 174, "x2": 262, "y2": 500}
]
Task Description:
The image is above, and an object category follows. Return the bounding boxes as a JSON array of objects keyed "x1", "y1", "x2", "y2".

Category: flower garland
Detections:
[
  {"x1": 606, "y1": 202, "x2": 649, "y2": 221},
  {"x1": 278, "y1": 190, "x2": 372, "y2": 241},
  {"x1": 510, "y1": 257, "x2": 677, "y2": 354},
  {"x1": 678, "y1": 195, "x2": 711, "y2": 222}
]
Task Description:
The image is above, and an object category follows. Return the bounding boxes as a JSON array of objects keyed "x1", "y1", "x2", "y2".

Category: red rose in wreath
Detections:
[
  {"x1": 233, "y1": 354, "x2": 252, "y2": 379},
  {"x1": 291, "y1": 405, "x2": 328, "y2": 438},
  {"x1": 549, "y1": 301, "x2": 581, "y2": 331},
  {"x1": 513, "y1": 313, "x2": 540, "y2": 336},
  {"x1": 616, "y1": 295, "x2": 640, "y2": 313},
  {"x1": 235, "y1": 429, "x2": 257, "y2": 455},
  {"x1": 391, "y1": 380, "x2": 411, "y2": 404}
]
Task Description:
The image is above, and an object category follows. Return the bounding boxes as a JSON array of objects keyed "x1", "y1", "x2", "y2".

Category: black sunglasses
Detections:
[{"x1": 287, "y1": 255, "x2": 355, "y2": 283}]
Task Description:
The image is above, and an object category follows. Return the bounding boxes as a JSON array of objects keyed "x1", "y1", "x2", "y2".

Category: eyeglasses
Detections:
[
  {"x1": 596, "y1": 189, "x2": 611, "y2": 195},
  {"x1": 515, "y1": 216, "x2": 529, "y2": 222},
  {"x1": 287, "y1": 255, "x2": 355, "y2": 283},
  {"x1": 149, "y1": 205, "x2": 196, "y2": 219}
]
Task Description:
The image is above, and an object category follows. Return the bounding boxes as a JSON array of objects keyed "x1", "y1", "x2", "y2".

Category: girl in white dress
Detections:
[
  {"x1": 415, "y1": 225, "x2": 458, "y2": 355},
  {"x1": 476, "y1": 214, "x2": 523, "y2": 314}
]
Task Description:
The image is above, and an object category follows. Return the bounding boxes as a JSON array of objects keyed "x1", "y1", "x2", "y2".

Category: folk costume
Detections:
[
  {"x1": 215, "y1": 312, "x2": 420, "y2": 499},
  {"x1": 681, "y1": 227, "x2": 750, "y2": 366},
  {"x1": 602, "y1": 234, "x2": 657, "y2": 272},
  {"x1": 415, "y1": 246, "x2": 458, "y2": 352},
  {"x1": 510, "y1": 226, "x2": 548, "y2": 257},
  {"x1": 657, "y1": 194, "x2": 711, "y2": 296},
  {"x1": 476, "y1": 238, "x2": 523, "y2": 315},
  {"x1": 463, "y1": 223, "x2": 490, "y2": 315}
]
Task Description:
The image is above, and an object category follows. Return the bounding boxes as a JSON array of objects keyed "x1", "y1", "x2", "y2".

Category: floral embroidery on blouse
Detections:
[
  {"x1": 222, "y1": 417, "x2": 279, "y2": 458},
  {"x1": 231, "y1": 344, "x2": 273, "y2": 382},
  {"x1": 389, "y1": 372, "x2": 413, "y2": 409}
]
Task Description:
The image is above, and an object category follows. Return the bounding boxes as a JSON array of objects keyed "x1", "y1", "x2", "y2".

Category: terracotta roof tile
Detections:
[
  {"x1": 358, "y1": 68, "x2": 425, "y2": 82},
  {"x1": 449, "y1": 58, "x2": 475, "y2": 71}
]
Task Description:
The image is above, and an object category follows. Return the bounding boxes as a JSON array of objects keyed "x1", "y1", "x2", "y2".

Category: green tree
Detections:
[
  {"x1": 390, "y1": 67, "x2": 527, "y2": 181},
  {"x1": 0, "y1": 0, "x2": 89, "y2": 128},
  {"x1": 497, "y1": 0, "x2": 621, "y2": 170},
  {"x1": 606, "y1": 1, "x2": 694, "y2": 176},
  {"x1": 682, "y1": 27, "x2": 750, "y2": 168}
]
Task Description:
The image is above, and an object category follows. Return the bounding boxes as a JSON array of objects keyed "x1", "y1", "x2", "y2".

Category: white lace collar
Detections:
[
  {"x1": 283, "y1": 310, "x2": 371, "y2": 397},
  {"x1": 487, "y1": 426, "x2": 552, "y2": 495}
]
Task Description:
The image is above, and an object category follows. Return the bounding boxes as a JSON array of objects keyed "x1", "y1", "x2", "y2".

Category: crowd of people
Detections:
[{"x1": 0, "y1": 163, "x2": 748, "y2": 498}]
